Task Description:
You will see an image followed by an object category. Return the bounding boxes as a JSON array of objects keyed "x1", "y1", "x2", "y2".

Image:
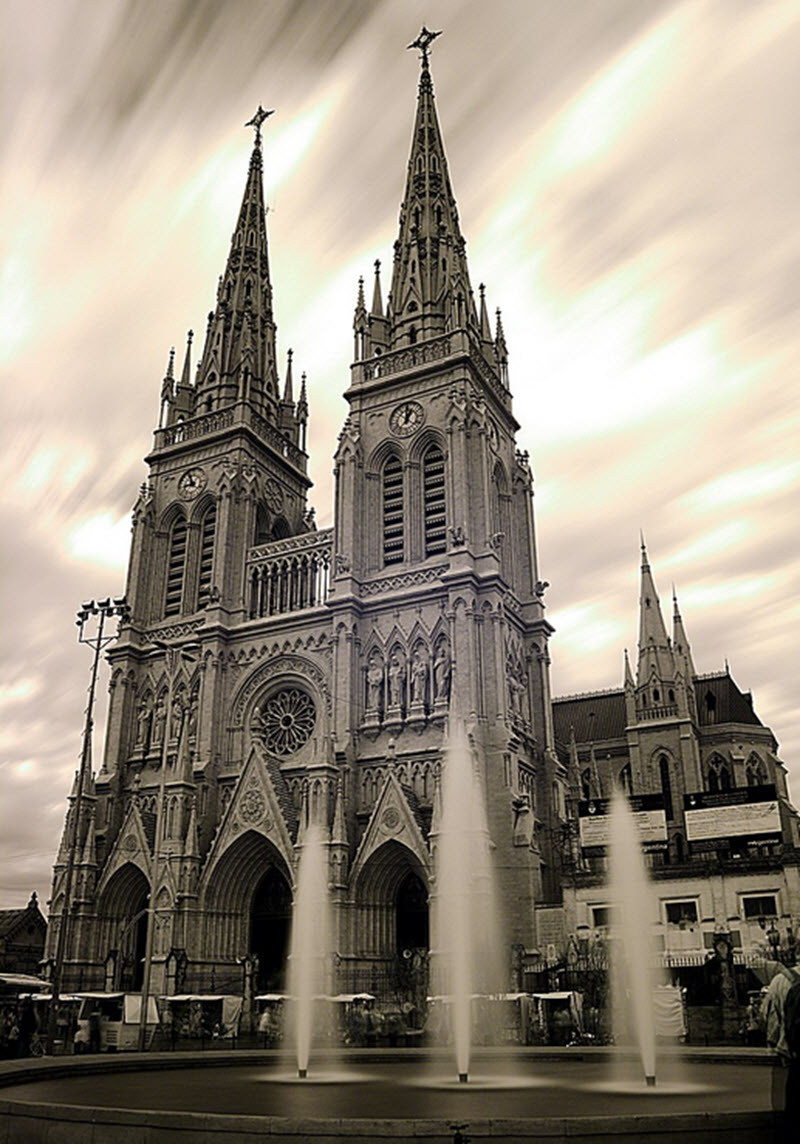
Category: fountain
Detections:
[
  {"x1": 607, "y1": 787, "x2": 661, "y2": 1087},
  {"x1": 285, "y1": 822, "x2": 331, "y2": 1079},
  {"x1": 433, "y1": 721, "x2": 505, "y2": 1083}
]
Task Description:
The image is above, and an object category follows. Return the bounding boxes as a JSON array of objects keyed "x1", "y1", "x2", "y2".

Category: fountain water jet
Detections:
[
  {"x1": 285, "y1": 822, "x2": 331, "y2": 1079},
  {"x1": 433, "y1": 722, "x2": 504, "y2": 1084},
  {"x1": 607, "y1": 787, "x2": 661, "y2": 1088}
]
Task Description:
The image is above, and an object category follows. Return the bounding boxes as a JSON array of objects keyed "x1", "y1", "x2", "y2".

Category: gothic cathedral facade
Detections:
[
  {"x1": 46, "y1": 48, "x2": 563, "y2": 999},
  {"x1": 47, "y1": 42, "x2": 799, "y2": 1002}
]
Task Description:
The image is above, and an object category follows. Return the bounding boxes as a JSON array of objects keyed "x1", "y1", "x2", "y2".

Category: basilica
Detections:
[{"x1": 46, "y1": 36, "x2": 798, "y2": 1006}]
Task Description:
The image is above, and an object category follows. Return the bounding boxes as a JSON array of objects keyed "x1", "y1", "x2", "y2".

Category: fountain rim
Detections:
[{"x1": 0, "y1": 1046, "x2": 776, "y2": 1142}]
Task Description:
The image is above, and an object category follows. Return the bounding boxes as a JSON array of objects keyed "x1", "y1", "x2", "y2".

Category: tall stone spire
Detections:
[
  {"x1": 636, "y1": 537, "x2": 674, "y2": 696},
  {"x1": 389, "y1": 28, "x2": 478, "y2": 348},
  {"x1": 194, "y1": 108, "x2": 280, "y2": 419}
]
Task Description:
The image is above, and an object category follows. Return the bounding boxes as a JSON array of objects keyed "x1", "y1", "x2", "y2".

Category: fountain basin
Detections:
[{"x1": 0, "y1": 1048, "x2": 776, "y2": 1143}]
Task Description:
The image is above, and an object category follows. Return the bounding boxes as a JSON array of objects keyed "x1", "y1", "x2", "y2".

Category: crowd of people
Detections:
[{"x1": 0, "y1": 998, "x2": 40, "y2": 1058}]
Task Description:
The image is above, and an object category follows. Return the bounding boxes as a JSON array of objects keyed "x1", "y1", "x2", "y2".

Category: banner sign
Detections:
[
  {"x1": 578, "y1": 794, "x2": 667, "y2": 855},
  {"x1": 684, "y1": 784, "x2": 780, "y2": 848}
]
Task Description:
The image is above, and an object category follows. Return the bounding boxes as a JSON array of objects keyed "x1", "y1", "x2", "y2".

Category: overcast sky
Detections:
[{"x1": 2, "y1": 0, "x2": 798, "y2": 911}]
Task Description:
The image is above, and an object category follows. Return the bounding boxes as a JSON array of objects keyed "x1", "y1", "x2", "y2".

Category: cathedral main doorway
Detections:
[
  {"x1": 251, "y1": 865, "x2": 292, "y2": 991},
  {"x1": 396, "y1": 870, "x2": 429, "y2": 954}
]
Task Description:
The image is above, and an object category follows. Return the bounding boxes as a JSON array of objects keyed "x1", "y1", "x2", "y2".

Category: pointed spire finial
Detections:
[
  {"x1": 179, "y1": 330, "x2": 194, "y2": 388},
  {"x1": 371, "y1": 260, "x2": 384, "y2": 317},
  {"x1": 407, "y1": 25, "x2": 442, "y2": 65},
  {"x1": 245, "y1": 104, "x2": 275, "y2": 146},
  {"x1": 283, "y1": 348, "x2": 294, "y2": 403}
]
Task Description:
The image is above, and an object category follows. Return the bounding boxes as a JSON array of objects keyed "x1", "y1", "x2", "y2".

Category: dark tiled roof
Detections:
[
  {"x1": 400, "y1": 783, "x2": 429, "y2": 839},
  {"x1": 552, "y1": 690, "x2": 627, "y2": 746},
  {"x1": 695, "y1": 673, "x2": 763, "y2": 728},
  {"x1": 139, "y1": 810, "x2": 157, "y2": 850},
  {"x1": 0, "y1": 903, "x2": 46, "y2": 940},
  {"x1": 262, "y1": 751, "x2": 299, "y2": 840}
]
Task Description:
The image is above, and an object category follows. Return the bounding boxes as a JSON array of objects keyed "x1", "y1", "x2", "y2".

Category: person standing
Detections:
[{"x1": 760, "y1": 960, "x2": 799, "y2": 1141}]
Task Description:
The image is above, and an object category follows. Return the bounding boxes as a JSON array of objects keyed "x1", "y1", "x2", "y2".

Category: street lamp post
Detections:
[
  {"x1": 46, "y1": 597, "x2": 129, "y2": 1055},
  {"x1": 137, "y1": 639, "x2": 199, "y2": 1051}
]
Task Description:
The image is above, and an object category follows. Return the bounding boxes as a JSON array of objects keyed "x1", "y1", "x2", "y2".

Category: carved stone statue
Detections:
[
  {"x1": 136, "y1": 700, "x2": 152, "y2": 748},
  {"x1": 410, "y1": 651, "x2": 428, "y2": 706},
  {"x1": 170, "y1": 696, "x2": 185, "y2": 740},
  {"x1": 187, "y1": 695, "x2": 198, "y2": 738},
  {"x1": 366, "y1": 660, "x2": 384, "y2": 712},
  {"x1": 388, "y1": 654, "x2": 405, "y2": 708},
  {"x1": 151, "y1": 699, "x2": 166, "y2": 744},
  {"x1": 433, "y1": 644, "x2": 451, "y2": 701}
]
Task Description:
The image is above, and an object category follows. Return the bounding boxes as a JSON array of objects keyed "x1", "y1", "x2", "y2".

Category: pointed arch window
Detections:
[
  {"x1": 382, "y1": 454, "x2": 404, "y2": 565},
  {"x1": 254, "y1": 503, "x2": 270, "y2": 546},
  {"x1": 423, "y1": 444, "x2": 447, "y2": 556},
  {"x1": 197, "y1": 503, "x2": 217, "y2": 610},
  {"x1": 164, "y1": 515, "x2": 187, "y2": 617},
  {"x1": 659, "y1": 754, "x2": 674, "y2": 821}
]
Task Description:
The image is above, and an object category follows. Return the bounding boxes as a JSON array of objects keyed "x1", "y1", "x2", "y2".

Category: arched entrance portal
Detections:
[
  {"x1": 97, "y1": 863, "x2": 149, "y2": 991},
  {"x1": 251, "y1": 866, "x2": 292, "y2": 991},
  {"x1": 396, "y1": 870, "x2": 429, "y2": 954},
  {"x1": 203, "y1": 831, "x2": 293, "y2": 992}
]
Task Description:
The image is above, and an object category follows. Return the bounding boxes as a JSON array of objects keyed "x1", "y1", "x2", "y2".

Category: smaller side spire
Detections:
[
  {"x1": 183, "y1": 797, "x2": 200, "y2": 860},
  {"x1": 331, "y1": 778, "x2": 347, "y2": 847},
  {"x1": 371, "y1": 260, "x2": 384, "y2": 318},
  {"x1": 283, "y1": 348, "x2": 294, "y2": 404},
  {"x1": 479, "y1": 284, "x2": 492, "y2": 343},
  {"x1": 159, "y1": 347, "x2": 176, "y2": 428},
  {"x1": 179, "y1": 330, "x2": 194, "y2": 387},
  {"x1": 672, "y1": 586, "x2": 697, "y2": 679},
  {"x1": 624, "y1": 648, "x2": 634, "y2": 689}
]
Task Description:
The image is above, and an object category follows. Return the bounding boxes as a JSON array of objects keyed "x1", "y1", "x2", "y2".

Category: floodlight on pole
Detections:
[{"x1": 46, "y1": 596, "x2": 130, "y2": 1054}]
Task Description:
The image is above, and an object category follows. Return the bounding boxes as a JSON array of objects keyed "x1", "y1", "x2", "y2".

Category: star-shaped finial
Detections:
[
  {"x1": 407, "y1": 25, "x2": 442, "y2": 64},
  {"x1": 245, "y1": 104, "x2": 275, "y2": 145}
]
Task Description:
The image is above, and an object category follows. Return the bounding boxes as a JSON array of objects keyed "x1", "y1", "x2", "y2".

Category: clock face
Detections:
[
  {"x1": 389, "y1": 400, "x2": 425, "y2": 437},
  {"x1": 178, "y1": 467, "x2": 207, "y2": 499}
]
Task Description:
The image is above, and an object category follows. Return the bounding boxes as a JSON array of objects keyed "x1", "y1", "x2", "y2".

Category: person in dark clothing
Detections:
[{"x1": 88, "y1": 1007, "x2": 102, "y2": 1053}]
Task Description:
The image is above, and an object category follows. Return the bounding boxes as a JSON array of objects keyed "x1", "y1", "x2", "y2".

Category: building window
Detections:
[
  {"x1": 619, "y1": 764, "x2": 632, "y2": 794},
  {"x1": 664, "y1": 899, "x2": 700, "y2": 950},
  {"x1": 382, "y1": 454, "x2": 404, "y2": 565},
  {"x1": 197, "y1": 503, "x2": 217, "y2": 609},
  {"x1": 423, "y1": 445, "x2": 446, "y2": 556},
  {"x1": 659, "y1": 755, "x2": 673, "y2": 820},
  {"x1": 746, "y1": 754, "x2": 766, "y2": 787},
  {"x1": 742, "y1": 895, "x2": 778, "y2": 920},
  {"x1": 254, "y1": 503, "x2": 270, "y2": 546},
  {"x1": 591, "y1": 904, "x2": 620, "y2": 933},
  {"x1": 164, "y1": 515, "x2": 187, "y2": 616},
  {"x1": 707, "y1": 756, "x2": 732, "y2": 793},
  {"x1": 581, "y1": 768, "x2": 593, "y2": 801}
]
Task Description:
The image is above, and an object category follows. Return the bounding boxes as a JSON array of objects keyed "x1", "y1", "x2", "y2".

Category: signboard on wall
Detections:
[
  {"x1": 578, "y1": 794, "x2": 667, "y2": 856},
  {"x1": 684, "y1": 784, "x2": 781, "y2": 851}
]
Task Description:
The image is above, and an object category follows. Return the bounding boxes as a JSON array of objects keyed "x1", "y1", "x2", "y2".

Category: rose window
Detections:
[{"x1": 261, "y1": 688, "x2": 316, "y2": 756}]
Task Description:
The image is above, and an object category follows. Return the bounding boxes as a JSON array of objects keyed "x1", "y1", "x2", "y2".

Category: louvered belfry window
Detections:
[
  {"x1": 383, "y1": 455, "x2": 404, "y2": 565},
  {"x1": 423, "y1": 445, "x2": 446, "y2": 556},
  {"x1": 197, "y1": 504, "x2": 217, "y2": 609},
  {"x1": 164, "y1": 516, "x2": 187, "y2": 616}
]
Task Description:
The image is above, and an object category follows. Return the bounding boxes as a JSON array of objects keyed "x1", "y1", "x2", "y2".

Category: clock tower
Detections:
[{"x1": 330, "y1": 34, "x2": 562, "y2": 957}]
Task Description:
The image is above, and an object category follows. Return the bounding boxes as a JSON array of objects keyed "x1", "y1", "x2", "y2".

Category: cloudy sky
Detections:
[{"x1": 2, "y1": 0, "x2": 798, "y2": 910}]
